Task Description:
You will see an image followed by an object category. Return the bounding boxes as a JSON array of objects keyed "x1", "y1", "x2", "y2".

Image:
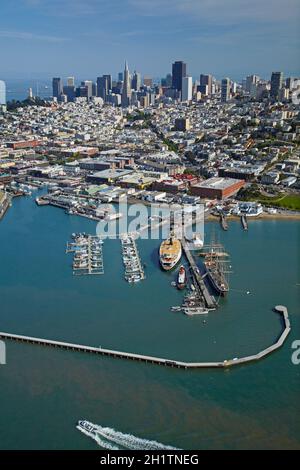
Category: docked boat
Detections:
[
  {"x1": 159, "y1": 236, "x2": 182, "y2": 271},
  {"x1": 177, "y1": 265, "x2": 187, "y2": 290},
  {"x1": 204, "y1": 256, "x2": 229, "y2": 296}
]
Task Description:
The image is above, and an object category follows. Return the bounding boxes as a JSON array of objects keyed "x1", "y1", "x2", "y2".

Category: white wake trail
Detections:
[
  {"x1": 77, "y1": 421, "x2": 180, "y2": 450},
  {"x1": 76, "y1": 426, "x2": 120, "y2": 450}
]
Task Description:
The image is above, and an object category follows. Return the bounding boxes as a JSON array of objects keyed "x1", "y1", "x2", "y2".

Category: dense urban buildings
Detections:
[{"x1": 1, "y1": 61, "x2": 299, "y2": 216}]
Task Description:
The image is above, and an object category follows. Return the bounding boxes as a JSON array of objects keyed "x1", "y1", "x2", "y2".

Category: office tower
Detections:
[
  {"x1": 182, "y1": 76, "x2": 192, "y2": 101},
  {"x1": 143, "y1": 76, "x2": 153, "y2": 87},
  {"x1": 97, "y1": 75, "x2": 112, "y2": 101},
  {"x1": 76, "y1": 85, "x2": 89, "y2": 99},
  {"x1": 92, "y1": 82, "x2": 97, "y2": 97},
  {"x1": 246, "y1": 75, "x2": 259, "y2": 92},
  {"x1": 67, "y1": 77, "x2": 75, "y2": 87},
  {"x1": 52, "y1": 77, "x2": 63, "y2": 99},
  {"x1": 132, "y1": 71, "x2": 141, "y2": 91},
  {"x1": 97, "y1": 76, "x2": 105, "y2": 99},
  {"x1": 200, "y1": 74, "x2": 212, "y2": 95},
  {"x1": 270, "y1": 72, "x2": 283, "y2": 99},
  {"x1": 285, "y1": 77, "x2": 295, "y2": 90},
  {"x1": 0, "y1": 80, "x2": 6, "y2": 104},
  {"x1": 103, "y1": 75, "x2": 112, "y2": 91},
  {"x1": 121, "y1": 60, "x2": 131, "y2": 107},
  {"x1": 172, "y1": 61, "x2": 187, "y2": 92},
  {"x1": 279, "y1": 87, "x2": 290, "y2": 101},
  {"x1": 81, "y1": 81, "x2": 93, "y2": 100},
  {"x1": 256, "y1": 83, "x2": 269, "y2": 100},
  {"x1": 198, "y1": 85, "x2": 208, "y2": 95},
  {"x1": 63, "y1": 85, "x2": 75, "y2": 102},
  {"x1": 140, "y1": 95, "x2": 149, "y2": 108},
  {"x1": 221, "y1": 78, "x2": 230, "y2": 102},
  {"x1": 249, "y1": 83, "x2": 257, "y2": 98},
  {"x1": 118, "y1": 72, "x2": 123, "y2": 82}
]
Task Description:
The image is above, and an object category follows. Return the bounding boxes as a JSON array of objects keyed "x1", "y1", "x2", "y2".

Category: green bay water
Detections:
[{"x1": 0, "y1": 193, "x2": 299, "y2": 449}]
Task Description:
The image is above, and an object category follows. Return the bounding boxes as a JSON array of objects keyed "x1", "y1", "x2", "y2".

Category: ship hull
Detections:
[
  {"x1": 177, "y1": 266, "x2": 187, "y2": 289},
  {"x1": 204, "y1": 265, "x2": 228, "y2": 296}
]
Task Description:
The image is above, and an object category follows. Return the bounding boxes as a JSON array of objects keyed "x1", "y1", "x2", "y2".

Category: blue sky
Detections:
[{"x1": 1, "y1": 0, "x2": 299, "y2": 80}]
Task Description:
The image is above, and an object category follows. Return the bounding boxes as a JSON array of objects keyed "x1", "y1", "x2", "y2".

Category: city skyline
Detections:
[{"x1": 0, "y1": 0, "x2": 299, "y2": 79}]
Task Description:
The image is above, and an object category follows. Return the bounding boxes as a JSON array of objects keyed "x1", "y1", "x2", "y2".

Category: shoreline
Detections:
[{"x1": 205, "y1": 213, "x2": 300, "y2": 221}]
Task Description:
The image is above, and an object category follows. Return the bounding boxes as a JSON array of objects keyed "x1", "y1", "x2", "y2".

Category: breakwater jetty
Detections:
[{"x1": 0, "y1": 306, "x2": 290, "y2": 369}]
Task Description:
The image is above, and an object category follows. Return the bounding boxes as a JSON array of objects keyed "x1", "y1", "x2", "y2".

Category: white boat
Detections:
[{"x1": 77, "y1": 420, "x2": 97, "y2": 434}]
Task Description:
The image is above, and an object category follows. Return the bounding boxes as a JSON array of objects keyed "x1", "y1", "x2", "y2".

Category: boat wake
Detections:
[{"x1": 76, "y1": 421, "x2": 179, "y2": 450}]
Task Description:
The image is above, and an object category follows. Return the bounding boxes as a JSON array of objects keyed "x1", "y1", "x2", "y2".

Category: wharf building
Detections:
[{"x1": 190, "y1": 177, "x2": 245, "y2": 200}]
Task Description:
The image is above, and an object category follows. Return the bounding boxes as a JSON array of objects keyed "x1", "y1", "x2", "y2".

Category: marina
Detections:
[
  {"x1": 121, "y1": 234, "x2": 145, "y2": 283},
  {"x1": 66, "y1": 233, "x2": 104, "y2": 276}
]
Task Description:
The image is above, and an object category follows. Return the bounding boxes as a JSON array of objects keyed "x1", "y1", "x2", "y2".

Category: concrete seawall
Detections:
[{"x1": 0, "y1": 306, "x2": 291, "y2": 370}]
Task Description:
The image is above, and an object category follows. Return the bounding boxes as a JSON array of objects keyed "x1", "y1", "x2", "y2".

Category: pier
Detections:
[
  {"x1": 181, "y1": 237, "x2": 217, "y2": 310},
  {"x1": 220, "y1": 213, "x2": 228, "y2": 231},
  {"x1": 241, "y1": 214, "x2": 248, "y2": 230},
  {"x1": 0, "y1": 192, "x2": 11, "y2": 221},
  {"x1": 66, "y1": 234, "x2": 104, "y2": 275},
  {"x1": 0, "y1": 306, "x2": 291, "y2": 369},
  {"x1": 121, "y1": 234, "x2": 145, "y2": 283}
]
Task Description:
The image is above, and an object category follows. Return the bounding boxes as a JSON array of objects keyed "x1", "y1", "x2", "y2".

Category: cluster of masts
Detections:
[{"x1": 66, "y1": 233, "x2": 104, "y2": 276}]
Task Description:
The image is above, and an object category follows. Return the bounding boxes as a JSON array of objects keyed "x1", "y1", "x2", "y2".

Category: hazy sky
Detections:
[{"x1": 1, "y1": 0, "x2": 299, "y2": 80}]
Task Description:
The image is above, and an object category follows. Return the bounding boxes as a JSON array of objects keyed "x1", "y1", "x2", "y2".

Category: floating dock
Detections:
[
  {"x1": 0, "y1": 306, "x2": 290, "y2": 369},
  {"x1": 66, "y1": 234, "x2": 104, "y2": 276},
  {"x1": 121, "y1": 234, "x2": 145, "y2": 283}
]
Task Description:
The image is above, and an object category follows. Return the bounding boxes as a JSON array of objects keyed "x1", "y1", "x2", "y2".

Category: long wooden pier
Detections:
[
  {"x1": 0, "y1": 306, "x2": 290, "y2": 369},
  {"x1": 181, "y1": 237, "x2": 217, "y2": 309}
]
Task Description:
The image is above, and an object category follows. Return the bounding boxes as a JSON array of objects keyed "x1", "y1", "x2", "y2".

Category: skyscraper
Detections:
[
  {"x1": 63, "y1": 85, "x2": 75, "y2": 102},
  {"x1": 143, "y1": 76, "x2": 153, "y2": 88},
  {"x1": 52, "y1": 77, "x2": 63, "y2": 99},
  {"x1": 270, "y1": 72, "x2": 283, "y2": 99},
  {"x1": 0, "y1": 80, "x2": 6, "y2": 104},
  {"x1": 97, "y1": 75, "x2": 111, "y2": 101},
  {"x1": 200, "y1": 74, "x2": 212, "y2": 95},
  {"x1": 103, "y1": 75, "x2": 112, "y2": 91},
  {"x1": 221, "y1": 78, "x2": 231, "y2": 103},
  {"x1": 182, "y1": 76, "x2": 192, "y2": 102},
  {"x1": 121, "y1": 61, "x2": 131, "y2": 107},
  {"x1": 172, "y1": 61, "x2": 187, "y2": 92},
  {"x1": 132, "y1": 71, "x2": 141, "y2": 91},
  {"x1": 245, "y1": 75, "x2": 259, "y2": 92},
  {"x1": 81, "y1": 81, "x2": 93, "y2": 100},
  {"x1": 67, "y1": 77, "x2": 75, "y2": 87}
]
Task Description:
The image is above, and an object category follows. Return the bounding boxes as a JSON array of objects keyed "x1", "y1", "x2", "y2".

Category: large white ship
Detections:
[{"x1": 159, "y1": 236, "x2": 182, "y2": 271}]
